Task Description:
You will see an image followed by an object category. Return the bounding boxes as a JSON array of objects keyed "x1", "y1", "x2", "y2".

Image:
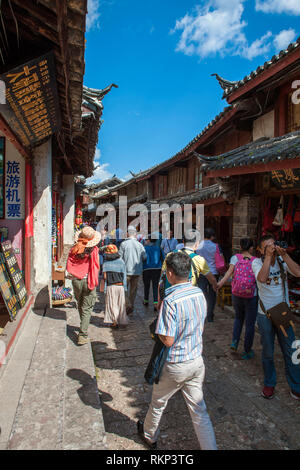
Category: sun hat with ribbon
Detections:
[{"x1": 72, "y1": 226, "x2": 101, "y2": 255}]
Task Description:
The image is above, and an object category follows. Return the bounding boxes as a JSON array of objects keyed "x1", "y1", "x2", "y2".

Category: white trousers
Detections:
[{"x1": 144, "y1": 355, "x2": 217, "y2": 450}]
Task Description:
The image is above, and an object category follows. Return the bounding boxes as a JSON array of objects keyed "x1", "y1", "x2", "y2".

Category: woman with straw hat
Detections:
[
  {"x1": 103, "y1": 244, "x2": 128, "y2": 328},
  {"x1": 66, "y1": 226, "x2": 101, "y2": 345}
]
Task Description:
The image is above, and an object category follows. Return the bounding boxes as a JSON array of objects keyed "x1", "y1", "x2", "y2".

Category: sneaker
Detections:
[
  {"x1": 77, "y1": 335, "x2": 89, "y2": 346},
  {"x1": 242, "y1": 350, "x2": 254, "y2": 360},
  {"x1": 261, "y1": 386, "x2": 275, "y2": 399},
  {"x1": 230, "y1": 340, "x2": 238, "y2": 351},
  {"x1": 290, "y1": 390, "x2": 300, "y2": 400},
  {"x1": 137, "y1": 420, "x2": 157, "y2": 450},
  {"x1": 143, "y1": 300, "x2": 149, "y2": 307}
]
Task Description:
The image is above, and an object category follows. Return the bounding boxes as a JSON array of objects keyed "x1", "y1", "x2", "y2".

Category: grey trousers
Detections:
[{"x1": 144, "y1": 355, "x2": 217, "y2": 450}]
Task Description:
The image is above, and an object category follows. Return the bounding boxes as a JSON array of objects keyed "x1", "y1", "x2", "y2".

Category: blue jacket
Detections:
[{"x1": 143, "y1": 244, "x2": 163, "y2": 270}]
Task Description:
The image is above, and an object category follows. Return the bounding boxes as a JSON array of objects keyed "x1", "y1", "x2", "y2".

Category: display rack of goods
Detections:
[{"x1": 52, "y1": 286, "x2": 72, "y2": 306}]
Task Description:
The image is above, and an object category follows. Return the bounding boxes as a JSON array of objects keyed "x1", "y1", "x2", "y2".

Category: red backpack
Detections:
[{"x1": 231, "y1": 254, "x2": 257, "y2": 298}]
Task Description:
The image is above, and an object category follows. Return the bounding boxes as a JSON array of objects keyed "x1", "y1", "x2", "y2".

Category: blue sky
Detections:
[{"x1": 84, "y1": 0, "x2": 300, "y2": 184}]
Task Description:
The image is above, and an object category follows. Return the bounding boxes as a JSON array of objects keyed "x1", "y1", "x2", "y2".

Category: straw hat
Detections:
[{"x1": 74, "y1": 226, "x2": 101, "y2": 247}]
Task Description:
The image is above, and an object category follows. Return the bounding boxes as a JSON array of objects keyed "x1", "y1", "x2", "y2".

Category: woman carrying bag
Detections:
[
  {"x1": 102, "y1": 244, "x2": 128, "y2": 328},
  {"x1": 217, "y1": 238, "x2": 258, "y2": 359},
  {"x1": 66, "y1": 226, "x2": 100, "y2": 345}
]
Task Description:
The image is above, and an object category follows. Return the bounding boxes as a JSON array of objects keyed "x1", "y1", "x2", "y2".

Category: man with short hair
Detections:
[
  {"x1": 137, "y1": 251, "x2": 217, "y2": 450},
  {"x1": 119, "y1": 226, "x2": 147, "y2": 314},
  {"x1": 253, "y1": 235, "x2": 300, "y2": 400}
]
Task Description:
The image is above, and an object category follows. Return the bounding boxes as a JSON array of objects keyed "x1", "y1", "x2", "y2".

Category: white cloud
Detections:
[
  {"x1": 274, "y1": 28, "x2": 296, "y2": 50},
  {"x1": 172, "y1": 1, "x2": 248, "y2": 58},
  {"x1": 85, "y1": 163, "x2": 113, "y2": 184},
  {"x1": 171, "y1": 0, "x2": 298, "y2": 61},
  {"x1": 240, "y1": 31, "x2": 273, "y2": 60},
  {"x1": 256, "y1": 0, "x2": 300, "y2": 15},
  {"x1": 86, "y1": 0, "x2": 101, "y2": 32}
]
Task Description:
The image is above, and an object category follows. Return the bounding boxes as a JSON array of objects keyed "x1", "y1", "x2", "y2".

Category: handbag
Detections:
[
  {"x1": 144, "y1": 316, "x2": 168, "y2": 385},
  {"x1": 282, "y1": 196, "x2": 294, "y2": 233},
  {"x1": 272, "y1": 195, "x2": 284, "y2": 226},
  {"x1": 259, "y1": 260, "x2": 296, "y2": 337},
  {"x1": 262, "y1": 199, "x2": 276, "y2": 235},
  {"x1": 214, "y1": 244, "x2": 226, "y2": 274}
]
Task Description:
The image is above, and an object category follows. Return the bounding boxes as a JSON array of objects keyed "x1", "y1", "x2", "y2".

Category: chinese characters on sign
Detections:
[
  {"x1": 271, "y1": 169, "x2": 300, "y2": 189},
  {"x1": 5, "y1": 150, "x2": 25, "y2": 219},
  {"x1": 6, "y1": 160, "x2": 20, "y2": 218},
  {"x1": 0, "y1": 52, "x2": 61, "y2": 147}
]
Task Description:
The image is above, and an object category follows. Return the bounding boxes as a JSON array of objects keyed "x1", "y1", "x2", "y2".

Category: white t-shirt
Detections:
[
  {"x1": 230, "y1": 255, "x2": 257, "y2": 297},
  {"x1": 252, "y1": 257, "x2": 290, "y2": 315}
]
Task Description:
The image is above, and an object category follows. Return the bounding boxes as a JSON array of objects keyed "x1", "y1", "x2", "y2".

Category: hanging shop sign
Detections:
[
  {"x1": 0, "y1": 51, "x2": 61, "y2": 147},
  {"x1": 0, "y1": 253, "x2": 19, "y2": 320},
  {"x1": 1, "y1": 240, "x2": 27, "y2": 309},
  {"x1": 271, "y1": 169, "x2": 300, "y2": 189}
]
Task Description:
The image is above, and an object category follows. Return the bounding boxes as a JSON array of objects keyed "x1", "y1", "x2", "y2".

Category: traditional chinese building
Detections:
[
  {"x1": 0, "y1": 1, "x2": 116, "y2": 350},
  {"x1": 95, "y1": 36, "x2": 300, "y2": 265}
]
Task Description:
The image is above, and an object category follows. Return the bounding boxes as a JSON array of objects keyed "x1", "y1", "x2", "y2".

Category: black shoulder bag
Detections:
[{"x1": 259, "y1": 260, "x2": 296, "y2": 337}]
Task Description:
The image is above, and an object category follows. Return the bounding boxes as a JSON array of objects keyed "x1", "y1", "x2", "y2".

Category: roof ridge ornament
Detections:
[{"x1": 211, "y1": 73, "x2": 239, "y2": 90}]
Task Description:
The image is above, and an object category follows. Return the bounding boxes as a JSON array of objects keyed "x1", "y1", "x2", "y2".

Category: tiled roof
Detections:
[
  {"x1": 201, "y1": 131, "x2": 300, "y2": 172},
  {"x1": 212, "y1": 36, "x2": 300, "y2": 99}
]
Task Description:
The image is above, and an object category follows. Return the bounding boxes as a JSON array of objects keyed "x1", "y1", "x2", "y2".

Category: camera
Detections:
[{"x1": 274, "y1": 241, "x2": 288, "y2": 249}]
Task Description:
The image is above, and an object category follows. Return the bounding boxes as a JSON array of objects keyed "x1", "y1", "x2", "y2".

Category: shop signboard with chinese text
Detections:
[
  {"x1": 0, "y1": 52, "x2": 61, "y2": 147},
  {"x1": 0, "y1": 253, "x2": 19, "y2": 320},
  {"x1": 1, "y1": 240, "x2": 27, "y2": 309},
  {"x1": 5, "y1": 146, "x2": 25, "y2": 220},
  {"x1": 271, "y1": 169, "x2": 300, "y2": 189}
]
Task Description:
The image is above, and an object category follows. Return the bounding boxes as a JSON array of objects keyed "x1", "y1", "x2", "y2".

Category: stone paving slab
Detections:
[
  {"x1": 90, "y1": 280, "x2": 300, "y2": 451},
  {"x1": 63, "y1": 306, "x2": 107, "y2": 450}
]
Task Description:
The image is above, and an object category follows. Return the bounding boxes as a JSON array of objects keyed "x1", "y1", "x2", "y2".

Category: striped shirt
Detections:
[{"x1": 155, "y1": 282, "x2": 207, "y2": 363}]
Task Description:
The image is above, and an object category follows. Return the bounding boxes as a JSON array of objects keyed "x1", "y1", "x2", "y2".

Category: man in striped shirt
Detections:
[{"x1": 137, "y1": 251, "x2": 217, "y2": 450}]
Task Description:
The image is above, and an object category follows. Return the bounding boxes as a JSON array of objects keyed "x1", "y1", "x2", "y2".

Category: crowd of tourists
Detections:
[{"x1": 65, "y1": 222, "x2": 300, "y2": 450}]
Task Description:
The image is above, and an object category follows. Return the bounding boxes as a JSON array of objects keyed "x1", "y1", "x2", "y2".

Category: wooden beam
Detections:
[
  {"x1": 11, "y1": 0, "x2": 58, "y2": 31},
  {"x1": 206, "y1": 157, "x2": 300, "y2": 178},
  {"x1": 0, "y1": 114, "x2": 31, "y2": 160},
  {"x1": 56, "y1": 0, "x2": 73, "y2": 138},
  {"x1": 227, "y1": 47, "x2": 300, "y2": 104}
]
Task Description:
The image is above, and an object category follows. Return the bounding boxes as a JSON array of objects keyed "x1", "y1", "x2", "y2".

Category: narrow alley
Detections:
[{"x1": 89, "y1": 281, "x2": 300, "y2": 451}]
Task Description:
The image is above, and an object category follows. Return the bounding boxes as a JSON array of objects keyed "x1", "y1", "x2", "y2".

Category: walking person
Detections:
[
  {"x1": 143, "y1": 236, "x2": 163, "y2": 311},
  {"x1": 252, "y1": 235, "x2": 300, "y2": 400},
  {"x1": 102, "y1": 244, "x2": 128, "y2": 328},
  {"x1": 159, "y1": 231, "x2": 217, "y2": 306},
  {"x1": 197, "y1": 228, "x2": 225, "y2": 322},
  {"x1": 66, "y1": 226, "x2": 100, "y2": 345},
  {"x1": 137, "y1": 251, "x2": 217, "y2": 450},
  {"x1": 161, "y1": 230, "x2": 178, "y2": 257},
  {"x1": 217, "y1": 238, "x2": 258, "y2": 359},
  {"x1": 119, "y1": 225, "x2": 147, "y2": 314}
]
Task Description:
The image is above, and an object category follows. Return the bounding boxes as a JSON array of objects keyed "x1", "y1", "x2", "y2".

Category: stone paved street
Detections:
[{"x1": 89, "y1": 279, "x2": 300, "y2": 450}]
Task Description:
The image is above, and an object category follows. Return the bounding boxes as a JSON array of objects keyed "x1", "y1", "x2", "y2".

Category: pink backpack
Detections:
[
  {"x1": 231, "y1": 254, "x2": 256, "y2": 298},
  {"x1": 214, "y1": 244, "x2": 226, "y2": 274}
]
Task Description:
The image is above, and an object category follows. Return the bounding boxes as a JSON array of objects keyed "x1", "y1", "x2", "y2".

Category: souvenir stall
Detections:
[
  {"x1": 51, "y1": 179, "x2": 72, "y2": 306},
  {"x1": 259, "y1": 169, "x2": 300, "y2": 317}
]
